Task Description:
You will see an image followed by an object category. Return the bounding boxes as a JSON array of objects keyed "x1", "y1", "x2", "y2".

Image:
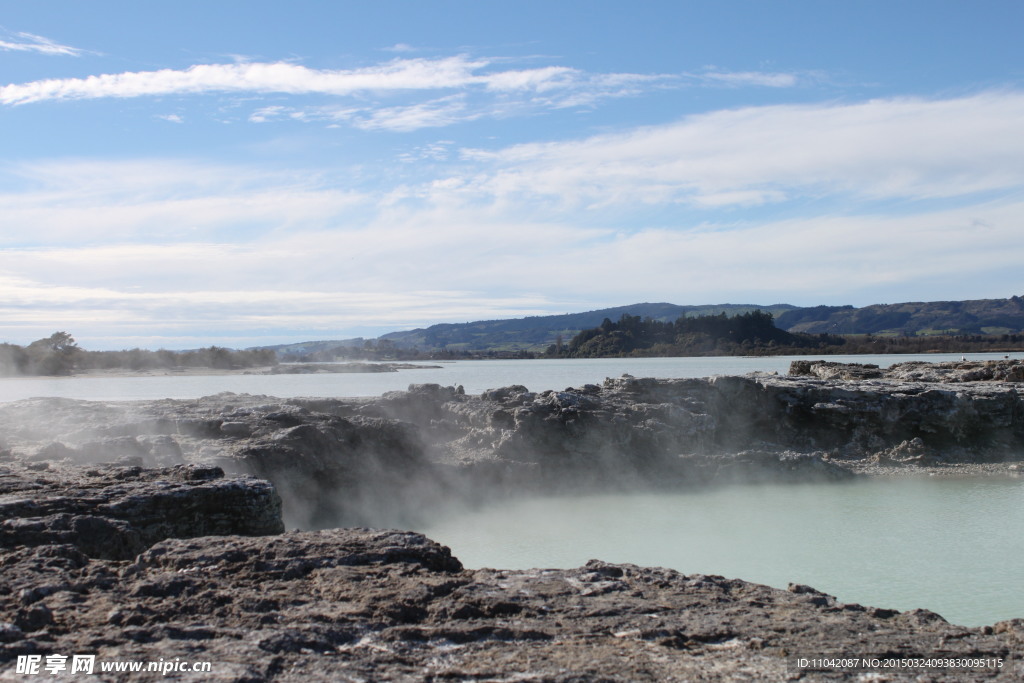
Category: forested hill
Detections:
[
  {"x1": 775, "y1": 296, "x2": 1024, "y2": 336},
  {"x1": 375, "y1": 295, "x2": 1024, "y2": 353},
  {"x1": 562, "y1": 311, "x2": 836, "y2": 358},
  {"x1": 376, "y1": 302, "x2": 798, "y2": 352}
]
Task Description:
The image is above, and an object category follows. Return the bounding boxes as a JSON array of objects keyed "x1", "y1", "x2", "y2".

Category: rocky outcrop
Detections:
[
  {"x1": 0, "y1": 463, "x2": 283, "y2": 560},
  {"x1": 1, "y1": 526, "x2": 1020, "y2": 681},
  {"x1": 2, "y1": 364, "x2": 1023, "y2": 528},
  {"x1": 791, "y1": 358, "x2": 1024, "y2": 383}
]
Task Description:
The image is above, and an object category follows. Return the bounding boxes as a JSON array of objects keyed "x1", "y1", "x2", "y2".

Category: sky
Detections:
[{"x1": 2, "y1": 1, "x2": 1024, "y2": 350}]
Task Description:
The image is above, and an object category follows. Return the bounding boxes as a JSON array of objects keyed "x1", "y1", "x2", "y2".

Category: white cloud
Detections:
[
  {"x1": 0, "y1": 30, "x2": 86, "y2": 57},
  {"x1": 0, "y1": 57, "x2": 473, "y2": 105},
  {"x1": 450, "y1": 91, "x2": 1024, "y2": 209},
  {"x1": 0, "y1": 56, "x2": 611, "y2": 105},
  {"x1": 0, "y1": 160, "x2": 368, "y2": 244}
]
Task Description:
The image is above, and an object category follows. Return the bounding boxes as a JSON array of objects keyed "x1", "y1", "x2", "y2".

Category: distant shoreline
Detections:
[{"x1": 1, "y1": 362, "x2": 443, "y2": 381}]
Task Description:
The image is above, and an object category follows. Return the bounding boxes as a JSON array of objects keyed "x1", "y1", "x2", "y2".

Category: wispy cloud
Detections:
[
  {"x1": 354, "y1": 95, "x2": 475, "y2": 131},
  {"x1": 0, "y1": 29, "x2": 86, "y2": 57},
  {"x1": 0, "y1": 56, "x2": 636, "y2": 105},
  {"x1": 398, "y1": 141, "x2": 456, "y2": 163},
  {"x1": 0, "y1": 55, "x2": 679, "y2": 130},
  {"x1": 694, "y1": 69, "x2": 800, "y2": 88}
]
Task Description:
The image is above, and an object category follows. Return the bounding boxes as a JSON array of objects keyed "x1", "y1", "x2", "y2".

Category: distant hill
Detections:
[
  {"x1": 562, "y1": 309, "x2": 830, "y2": 358},
  {"x1": 258, "y1": 295, "x2": 1024, "y2": 358},
  {"x1": 775, "y1": 296, "x2": 1024, "y2": 336},
  {"x1": 377, "y1": 302, "x2": 798, "y2": 352},
  {"x1": 258, "y1": 338, "x2": 368, "y2": 357}
]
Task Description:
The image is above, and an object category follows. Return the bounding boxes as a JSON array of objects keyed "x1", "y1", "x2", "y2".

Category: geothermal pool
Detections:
[{"x1": 416, "y1": 475, "x2": 1024, "y2": 628}]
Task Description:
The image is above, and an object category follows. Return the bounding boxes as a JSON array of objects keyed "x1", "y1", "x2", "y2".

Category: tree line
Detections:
[
  {"x1": 548, "y1": 311, "x2": 1024, "y2": 358},
  {"x1": 550, "y1": 311, "x2": 843, "y2": 357},
  {"x1": 0, "y1": 332, "x2": 278, "y2": 377}
]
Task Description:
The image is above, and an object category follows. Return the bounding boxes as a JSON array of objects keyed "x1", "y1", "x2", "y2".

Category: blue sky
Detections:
[{"x1": 3, "y1": 1, "x2": 1024, "y2": 350}]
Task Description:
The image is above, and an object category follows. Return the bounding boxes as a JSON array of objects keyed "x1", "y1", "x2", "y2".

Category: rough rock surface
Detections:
[
  {"x1": 0, "y1": 526, "x2": 1020, "y2": 681},
  {"x1": 0, "y1": 463, "x2": 283, "y2": 560},
  {"x1": 791, "y1": 358, "x2": 1024, "y2": 383}
]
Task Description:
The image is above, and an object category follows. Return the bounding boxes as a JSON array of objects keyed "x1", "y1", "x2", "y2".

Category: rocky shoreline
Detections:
[{"x1": 2, "y1": 359, "x2": 1023, "y2": 680}]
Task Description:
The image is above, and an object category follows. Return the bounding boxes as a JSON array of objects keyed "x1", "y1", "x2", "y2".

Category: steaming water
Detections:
[
  {"x1": 417, "y1": 476, "x2": 1024, "y2": 628},
  {"x1": 2, "y1": 352, "x2": 1022, "y2": 627}
]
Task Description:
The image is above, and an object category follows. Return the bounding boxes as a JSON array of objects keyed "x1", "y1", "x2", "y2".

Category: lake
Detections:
[
  {"x1": 0, "y1": 352, "x2": 1015, "y2": 402},
  {"x1": 2, "y1": 351, "x2": 1022, "y2": 627}
]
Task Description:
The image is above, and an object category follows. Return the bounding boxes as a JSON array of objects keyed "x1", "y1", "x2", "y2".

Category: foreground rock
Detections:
[
  {"x1": 1, "y1": 524, "x2": 1020, "y2": 681},
  {"x1": 0, "y1": 463, "x2": 283, "y2": 561}
]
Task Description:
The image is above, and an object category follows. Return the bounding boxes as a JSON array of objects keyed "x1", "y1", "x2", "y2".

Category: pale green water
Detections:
[{"x1": 416, "y1": 476, "x2": 1024, "y2": 627}]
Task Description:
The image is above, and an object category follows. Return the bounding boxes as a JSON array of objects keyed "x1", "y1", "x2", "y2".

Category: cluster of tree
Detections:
[
  {"x1": 0, "y1": 332, "x2": 278, "y2": 377},
  {"x1": 367, "y1": 302, "x2": 798, "y2": 354},
  {"x1": 545, "y1": 312, "x2": 1024, "y2": 359},
  {"x1": 553, "y1": 312, "x2": 847, "y2": 358},
  {"x1": 0, "y1": 332, "x2": 81, "y2": 376},
  {"x1": 76, "y1": 346, "x2": 277, "y2": 372}
]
